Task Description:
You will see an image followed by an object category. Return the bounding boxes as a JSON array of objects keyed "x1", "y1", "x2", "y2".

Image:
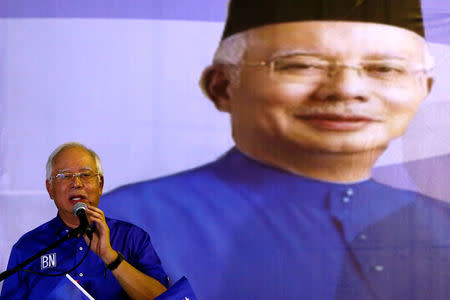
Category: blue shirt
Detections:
[
  {"x1": 1, "y1": 216, "x2": 168, "y2": 299},
  {"x1": 100, "y1": 148, "x2": 450, "y2": 299}
]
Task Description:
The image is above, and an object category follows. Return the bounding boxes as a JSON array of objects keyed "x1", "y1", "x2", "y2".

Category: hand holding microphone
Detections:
[
  {"x1": 73, "y1": 203, "x2": 117, "y2": 264},
  {"x1": 73, "y1": 202, "x2": 93, "y2": 239}
]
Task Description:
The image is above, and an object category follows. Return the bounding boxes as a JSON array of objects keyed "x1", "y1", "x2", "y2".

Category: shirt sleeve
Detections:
[{"x1": 1, "y1": 244, "x2": 29, "y2": 300}]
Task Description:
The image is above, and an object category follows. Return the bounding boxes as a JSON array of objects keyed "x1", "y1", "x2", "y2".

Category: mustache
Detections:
[{"x1": 294, "y1": 104, "x2": 385, "y2": 121}]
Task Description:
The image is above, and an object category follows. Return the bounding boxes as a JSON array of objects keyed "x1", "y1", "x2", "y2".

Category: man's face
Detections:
[
  {"x1": 225, "y1": 21, "x2": 432, "y2": 156},
  {"x1": 46, "y1": 146, "x2": 103, "y2": 225}
]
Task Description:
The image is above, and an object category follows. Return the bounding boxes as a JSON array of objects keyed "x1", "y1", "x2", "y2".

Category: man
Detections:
[
  {"x1": 102, "y1": 0, "x2": 450, "y2": 299},
  {"x1": 1, "y1": 143, "x2": 168, "y2": 299}
]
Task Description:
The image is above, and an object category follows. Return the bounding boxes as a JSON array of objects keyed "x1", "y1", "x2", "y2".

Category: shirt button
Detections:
[
  {"x1": 359, "y1": 234, "x2": 367, "y2": 241},
  {"x1": 65, "y1": 229, "x2": 69, "y2": 233},
  {"x1": 79, "y1": 247, "x2": 83, "y2": 251},
  {"x1": 342, "y1": 197, "x2": 350, "y2": 203},
  {"x1": 373, "y1": 265, "x2": 384, "y2": 272},
  {"x1": 345, "y1": 188, "x2": 355, "y2": 196},
  {"x1": 346, "y1": 188, "x2": 354, "y2": 196},
  {"x1": 79, "y1": 273, "x2": 84, "y2": 277}
]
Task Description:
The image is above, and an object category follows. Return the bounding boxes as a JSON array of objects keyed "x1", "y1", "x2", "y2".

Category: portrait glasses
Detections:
[
  {"x1": 53, "y1": 172, "x2": 100, "y2": 184},
  {"x1": 240, "y1": 54, "x2": 431, "y2": 85}
]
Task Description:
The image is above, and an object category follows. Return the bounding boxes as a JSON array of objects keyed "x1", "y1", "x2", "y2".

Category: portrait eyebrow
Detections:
[
  {"x1": 79, "y1": 167, "x2": 94, "y2": 171},
  {"x1": 269, "y1": 51, "x2": 414, "y2": 63},
  {"x1": 269, "y1": 49, "x2": 324, "y2": 59},
  {"x1": 363, "y1": 54, "x2": 411, "y2": 62}
]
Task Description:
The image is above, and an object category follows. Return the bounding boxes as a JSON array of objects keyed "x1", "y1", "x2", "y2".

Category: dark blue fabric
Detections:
[
  {"x1": 1, "y1": 216, "x2": 168, "y2": 299},
  {"x1": 155, "y1": 276, "x2": 197, "y2": 300},
  {"x1": 101, "y1": 148, "x2": 450, "y2": 299}
]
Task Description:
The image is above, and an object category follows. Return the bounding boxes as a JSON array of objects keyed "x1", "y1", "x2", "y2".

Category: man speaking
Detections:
[
  {"x1": 1, "y1": 143, "x2": 168, "y2": 299},
  {"x1": 102, "y1": 0, "x2": 450, "y2": 299}
]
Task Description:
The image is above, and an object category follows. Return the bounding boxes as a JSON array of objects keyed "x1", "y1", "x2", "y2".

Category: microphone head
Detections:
[{"x1": 73, "y1": 202, "x2": 87, "y2": 216}]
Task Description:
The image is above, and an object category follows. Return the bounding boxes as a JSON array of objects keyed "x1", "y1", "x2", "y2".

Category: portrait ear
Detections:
[
  {"x1": 202, "y1": 65, "x2": 232, "y2": 112},
  {"x1": 427, "y1": 76, "x2": 434, "y2": 94},
  {"x1": 98, "y1": 175, "x2": 104, "y2": 194},
  {"x1": 46, "y1": 180, "x2": 54, "y2": 200}
]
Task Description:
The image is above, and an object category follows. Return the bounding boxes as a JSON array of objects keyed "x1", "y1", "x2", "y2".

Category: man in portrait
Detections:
[{"x1": 102, "y1": 0, "x2": 450, "y2": 299}]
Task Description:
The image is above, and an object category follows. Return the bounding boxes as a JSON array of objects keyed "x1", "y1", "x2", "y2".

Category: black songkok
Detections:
[{"x1": 221, "y1": 0, "x2": 425, "y2": 39}]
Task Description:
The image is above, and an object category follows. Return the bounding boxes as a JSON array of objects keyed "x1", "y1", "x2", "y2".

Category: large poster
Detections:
[{"x1": 1, "y1": 0, "x2": 450, "y2": 298}]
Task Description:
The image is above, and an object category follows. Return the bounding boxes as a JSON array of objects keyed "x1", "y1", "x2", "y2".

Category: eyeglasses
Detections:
[
  {"x1": 239, "y1": 54, "x2": 431, "y2": 84},
  {"x1": 53, "y1": 172, "x2": 100, "y2": 184}
]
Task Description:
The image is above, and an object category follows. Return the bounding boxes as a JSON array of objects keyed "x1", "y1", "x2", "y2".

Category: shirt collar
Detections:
[
  {"x1": 51, "y1": 212, "x2": 98, "y2": 239},
  {"x1": 214, "y1": 148, "x2": 414, "y2": 241},
  {"x1": 214, "y1": 148, "x2": 372, "y2": 208},
  {"x1": 47, "y1": 214, "x2": 73, "y2": 238}
]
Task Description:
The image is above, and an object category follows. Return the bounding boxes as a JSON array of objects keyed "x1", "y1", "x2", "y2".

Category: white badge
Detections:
[{"x1": 40, "y1": 253, "x2": 57, "y2": 270}]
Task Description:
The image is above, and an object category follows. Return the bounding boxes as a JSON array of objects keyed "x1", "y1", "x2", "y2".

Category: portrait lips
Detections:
[{"x1": 295, "y1": 112, "x2": 382, "y2": 131}]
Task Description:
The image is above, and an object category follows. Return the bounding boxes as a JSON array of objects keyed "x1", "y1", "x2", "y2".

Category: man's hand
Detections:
[
  {"x1": 81, "y1": 205, "x2": 166, "y2": 299},
  {"x1": 83, "y1": 205, "x2": 117, "y2": 264}
]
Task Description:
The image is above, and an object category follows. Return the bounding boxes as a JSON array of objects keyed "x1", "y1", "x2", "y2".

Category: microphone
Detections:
[{"x1": 72, "y1": 202, "x2": 93, "y2": 239}]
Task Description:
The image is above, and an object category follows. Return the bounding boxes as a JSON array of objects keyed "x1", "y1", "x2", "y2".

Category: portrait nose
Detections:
[
  {"x1": 71, "y1": 174, "x2": 83, "y2": 188},
  {"x1": 313, "y1": 67, "x2": 368, "y2": 102}
]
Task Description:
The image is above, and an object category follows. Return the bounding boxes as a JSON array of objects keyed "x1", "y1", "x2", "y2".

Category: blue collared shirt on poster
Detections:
[
  {"x1": 1, "y1": 216, "x2": 168, "y2": 299},
  {"x1": 100, "y1": 148, "x2": 450, "y2": 299}
]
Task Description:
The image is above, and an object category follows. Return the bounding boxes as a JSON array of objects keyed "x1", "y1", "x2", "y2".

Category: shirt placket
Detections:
[{"x1": 329, "y1": 186, "x2": 388, "y2": 299}]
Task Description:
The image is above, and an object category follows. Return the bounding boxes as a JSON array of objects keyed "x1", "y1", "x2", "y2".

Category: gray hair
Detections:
[
  {"x1": 46, "y1": 142, "x2": 103, "y2": 180},
  {"x1": 423, "y1": 46, "x2": 435, "y2": 73},
  {"x1": 213, "y1": 31, "x2": 249, "y2": 65},
  {"x1": 199, "y1": 31, "x2": 249, "y2": 96}
]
